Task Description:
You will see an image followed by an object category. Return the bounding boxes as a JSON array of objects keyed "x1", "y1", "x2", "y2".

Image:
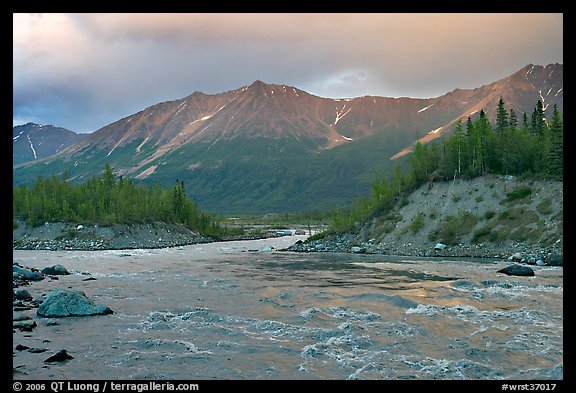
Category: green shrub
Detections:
[
  {"x1": 510, "y1": 225, "x2": 531, "y2": 242},
  {"x1": 306, "y1": 231, "x2": 328, "y2": 242},
  {"x1": 484, "y1": 210, "x2": 496, "y2": 220},
  {"x1": 489, "y1": 228, "x2": 509, "y2": 244},
  {"x1": 536, "y1": 197, "x2": 553, "y2": 215},
  {"x1": 399, "y1": 197, "x2": 409, "y2": 208},
  {"x1": 427, "y1": 229, "x2": 439, "y2": 242},
  {"x1": 503, "y1": 185, "x2": 532, "y2": 203},
  {"x1": 383, "y1": 222, "x2": 396, "y2": 233},
  {"x1": 396, "y1": 226, "x2": 409, "y2": 239},
  {"x1": 472, "y1": 226, "x2": 493, "y2": 243},
  {"x1": 428, "y1": 212, "x2": 478, "y2": 245},
  {"x1": 386, "y1": 212, "x2": 403, "y2": 223},
  {"x1": 65, "y1": 228, "x2": 79, "y2": 239},
  {"x1": 475, "y1": 195, "x2": 484, "y2": 203},
  {"x1": 408, "y1": 212, "x2": 425, "y2": 233}
]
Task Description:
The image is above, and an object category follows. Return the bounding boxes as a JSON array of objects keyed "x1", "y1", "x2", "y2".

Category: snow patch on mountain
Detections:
[
  {"x1": 27, "y1": 135, "x2": 37, "y2": 159},
  {"x1": 418, "y1": 104, "x2": 433, "y2": 113},
  {"x1": 334, "y1": 105, "x2": 351, "y2": 125}
]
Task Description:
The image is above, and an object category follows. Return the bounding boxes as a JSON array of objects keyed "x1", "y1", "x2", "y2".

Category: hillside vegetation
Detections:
[
  {"x1": 361, "y1": 176, "x2": 561, "y2": 253},
  {"x1": 294, "y1": 175, "x2": 563, "y2": 258}
]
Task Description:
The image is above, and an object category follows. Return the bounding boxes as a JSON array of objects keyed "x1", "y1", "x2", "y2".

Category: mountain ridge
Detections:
[
  {"x1": 13, "y1": 63, "x2": 563, "y2": 214},
  {"x1": 12, "y1": 122, "x2": 86, "y2": 166}
]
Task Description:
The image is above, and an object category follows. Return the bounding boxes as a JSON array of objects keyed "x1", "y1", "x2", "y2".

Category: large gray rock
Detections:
[
  {"x1": 41, "y1": 264, "x2": 70, "y2": 275},
  {"x1": 13, "y1": 265, "x2": 44, "y2": 281},
  {"x1": 14, "y1": 289, "x2": 32, "y2": 301},
  {"x1": 37, "y1": 289, "x2": 113, "y2": 318},
  {"x1": 13, "y1": 312, "x2": 31, "y2": 322},
  {"x1": 45, "y1": 350, "x2": 74, "y2": 363},
  {"x1": 508, "y1": 252, "x2": 523, "y2": 262},
  {"x1": 13, "y1": 320, "x2": 37, "y2": 330},
  {"x1": 547, "y1": 254, "x2": 563, "y2": 266},
  {"x1": 497, "y1": 264, "x2": 535, "y2": 277}
]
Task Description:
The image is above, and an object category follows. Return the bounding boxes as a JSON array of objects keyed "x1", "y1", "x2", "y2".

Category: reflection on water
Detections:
[{"x1": 13, "y1": 237, "x2": 563, "y2": 380}]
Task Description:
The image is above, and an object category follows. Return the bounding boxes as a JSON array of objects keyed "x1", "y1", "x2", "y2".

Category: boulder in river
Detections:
[
  {"x1": 497, "y1": 264, "x2": 535, "y2": 277},
  {"x1": 28, "y1": 348, "x2": 48, "y2": 354},
  {"x1": 45, "y1": 350, "x2": 74, "y2": 363},
  {"x1": 13, "y1": 319, "x2": 37, "y2": 331},
  {"x1": 13, "y1": 265, "x2": 44, "y2": 281},
  {"x1": 41, "y1": 265, "x2": 70, "y2": 275},
  {"x1": 14, "y1": 289, "x2": 33, "y2": 301},
  {"x1": 37, "y1": 289, "x2": 113, "y2": 318}
]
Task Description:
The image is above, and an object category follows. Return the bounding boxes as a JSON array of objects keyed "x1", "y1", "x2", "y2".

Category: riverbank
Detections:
[
  {"x1": 12, "y1": 175, "x2": 563, "y2": 265},
  {"x1": 12, "y1": 220, "x2": 309, "y2": 251},
  {"x1": 288, "y1": 176, "x2": 563, "y2": 264},
  {"x1": 286, "y1": 232, "x2": 563, "y2": 265},
  {"x1": 12, "y1": 218, "x2": 563, "y2": 265}
]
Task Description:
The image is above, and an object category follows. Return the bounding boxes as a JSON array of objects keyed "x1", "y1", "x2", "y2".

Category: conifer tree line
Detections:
[
  {"x1": 13, "y1": 163, "x2": 227, "y2": 237},
  {"x1": 331, "y1": 99, "x2": 563, "y2": 232},
  {"x1": 405, "y1": 99, "x2": 563, "y2": 184}
]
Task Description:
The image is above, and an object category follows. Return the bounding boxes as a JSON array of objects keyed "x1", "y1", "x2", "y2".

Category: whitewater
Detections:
[{"x1": 13, "y1": 236, "x2": 563, "y2": 380}]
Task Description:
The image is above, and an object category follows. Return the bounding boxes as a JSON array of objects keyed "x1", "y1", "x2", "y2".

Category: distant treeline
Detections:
[
  {"x1": 330, "y1": 99, "x2": 563, "y2": 232},
  {"x1": 13, "y1": 163, "x2": 232, "y2": 237}
]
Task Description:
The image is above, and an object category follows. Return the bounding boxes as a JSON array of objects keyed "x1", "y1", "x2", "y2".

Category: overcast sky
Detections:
[{"x1": 13, "y1": 13, "x2": 563, "y2": 133}]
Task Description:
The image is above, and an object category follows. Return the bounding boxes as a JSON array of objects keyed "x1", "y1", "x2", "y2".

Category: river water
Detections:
[{"x1": 13, "y1": 236, "x2": 563, "y2": 380}]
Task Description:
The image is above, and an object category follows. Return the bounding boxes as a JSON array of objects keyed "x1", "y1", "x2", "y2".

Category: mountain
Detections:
[
  {"x1": 13, "y1": 123, "x2": 87, "y2": 166},
  {"x1": 13, "y1": 63, "x2": 563, "y2": 214}
]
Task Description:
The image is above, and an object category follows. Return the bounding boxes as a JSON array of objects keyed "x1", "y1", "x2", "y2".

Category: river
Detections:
[{"x1": 13, "y1": 236, "x2": 563, "y2": 380}]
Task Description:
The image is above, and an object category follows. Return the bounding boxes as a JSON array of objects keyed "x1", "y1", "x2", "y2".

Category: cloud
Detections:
[{"x1": 13, "y1": 13, "x2": 563, "y2": 132}]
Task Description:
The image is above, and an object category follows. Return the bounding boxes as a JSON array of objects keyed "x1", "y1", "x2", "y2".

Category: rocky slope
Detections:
[
  {"x1": 12, "y1": 221, "x2": 210, "y2": 250},
  {"x1": 289, "y1": 175, "x2": 563, "y2": 261}
]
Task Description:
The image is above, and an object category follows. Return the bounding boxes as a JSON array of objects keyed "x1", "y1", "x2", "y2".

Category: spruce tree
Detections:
[
  {"x1": 531, "y1": 100, "x2": 546, "y2": 135},
  {"x1": 452, "y1": 119, "x2": 464, "y2": 175},
  {"x1": 496, "y1": 97, "x2": 509, "y2": 133},
  {"x1": 522, "y1": 112, "x2": 529, "y2": 130},
  {"x1": 546, "y1": 104, "x2": 563, "y2": 179},
  {"x1": 509, "y1": 108, "x2": 518, "y2": 129}
]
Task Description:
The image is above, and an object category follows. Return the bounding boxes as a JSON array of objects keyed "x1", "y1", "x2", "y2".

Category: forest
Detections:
[
  {"x1": 13, "y1": 163, "x2": 228, "y2": 237},
  {"x1": 329, "y1": 99, "x2": 563, "y2": 232}
]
